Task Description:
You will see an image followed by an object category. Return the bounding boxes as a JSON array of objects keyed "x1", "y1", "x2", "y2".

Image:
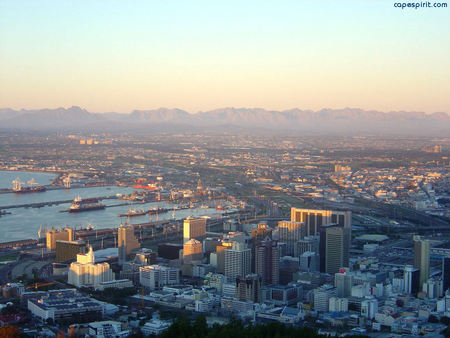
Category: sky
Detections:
[{"x1": 0, "y1": 0, "x2": 449, "y2": 114}]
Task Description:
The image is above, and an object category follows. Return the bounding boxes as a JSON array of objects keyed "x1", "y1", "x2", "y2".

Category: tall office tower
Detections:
[
  {"x1": 252, "y1": 223, "x2": 273, "y2": 244},
  {"x1": 335, "y1": 269, "x2": 353, "y2": 298},
  {"x1": 404, "y1": 265, "x2": 420, "y2": 294},
  {"x1": 319, "y1": 225, "x2": 350, "y2": 274},
  {"x1": 224, "y1": 242, "x2": 251, "y2": 280},
  {"x1": 290, "y1": 208, "x2": 351, "y2": 236},
  {"x1": 297, "y1": 236, "x2": 320, "y2": 257},
  {"x1": 255, "y1": 238, "x2": 279, "y2": 285},
  {"x1": 118, "y1": 224, "x2": 140, "y2": 264},
  {"x1": 413, "y1": 235, "x2": 430, "y2": 287},
  {"x1": 236, "y1": 274, "x2": 262, "y2": 303},
  {"x1": 313, "y1": 284, "x2": 337, "y2": 312},
  {"x1": 443, "y1": 257, "x2": 450, "y2": 293},
  {"x1": 55, "y1": 240, "x2": 87, "y2": 263},
  {"x1": 215, "y1": 241, "x2": 233, "y2": 274},
  {"x1": 183, "y1": 239, "x2": 203, "y2": 263},
  {"x1": 278, "y1": 221, "x2": 305, "y2": 256},
  {"x1": 46, "y1": 227, "x2": 75, "y2": 250},
  {"x1": 183, "y1": 217, "x2": 206, "y2": 244}
]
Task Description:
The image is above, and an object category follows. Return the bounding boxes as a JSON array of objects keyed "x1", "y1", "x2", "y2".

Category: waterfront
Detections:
[
  {"x1": 0, "y1": 170, "x2": 56, "y2": 189},
  {"x1": 0, "y1": 171, "x2": 225, "y2": 243}
]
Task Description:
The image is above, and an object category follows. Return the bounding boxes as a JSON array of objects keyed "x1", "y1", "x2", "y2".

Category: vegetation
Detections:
[{"x1": 161, "y1": 316, "x2": 369, "y2": 338}]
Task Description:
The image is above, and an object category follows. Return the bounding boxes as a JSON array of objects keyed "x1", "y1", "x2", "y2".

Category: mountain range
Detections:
[{"x1": 0, "y1": 106, "x2": 449, "y2": 135}]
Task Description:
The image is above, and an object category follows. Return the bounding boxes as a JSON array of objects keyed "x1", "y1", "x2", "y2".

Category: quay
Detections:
[{"x1": 0, "y1": 195, "x2": 118, "y2": 210}]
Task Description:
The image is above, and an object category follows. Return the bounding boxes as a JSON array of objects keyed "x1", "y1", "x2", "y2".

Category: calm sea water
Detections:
[{"x1": 0, "y1": 171, "x2": 224, "y2": 243}]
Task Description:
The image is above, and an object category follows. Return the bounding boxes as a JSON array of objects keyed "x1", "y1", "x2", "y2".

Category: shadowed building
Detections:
[
  {"x1": 55, "y1": 240, "x2": 87, "y2": 263},
  {"x1": 255, "y1": 238, "x2": 279, "y2": 285},
  {"x1": 319, "y1": 225, "x2": 350, "y2": 274}
]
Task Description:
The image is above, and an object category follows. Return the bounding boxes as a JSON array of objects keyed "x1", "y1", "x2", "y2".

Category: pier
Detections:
[{"x1": 0, "y1": 195, "x2": 118, "y2": 210}]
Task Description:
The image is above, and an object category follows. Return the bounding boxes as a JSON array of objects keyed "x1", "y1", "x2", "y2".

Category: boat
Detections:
[
  {"x1": 0, "y1": 210, "x2": 11, "y2": 216},
  {"x1": 118, "y1": 208, "x2": 147, "y2": 217},
  {"x1": 148, "y1": 207, "x2": 169, "y2": 215},
  {"x1": 68, "y1": 196, "x2": 105, "y2": 213},
  {"x1": 11, "y1": 178, "x2": 47, "y2": 193}
]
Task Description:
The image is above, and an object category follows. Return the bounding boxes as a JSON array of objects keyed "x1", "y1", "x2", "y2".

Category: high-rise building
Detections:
[
  {"x1": 183, "y1": 217, "x2": 206, "y2": 244},
  {"x1": 251, "y1": 223, "x2": 272, "y2": 244},
  {"x1": 55, "y1": 240, "x2": 87, "y2": 263},
  {"x1": 255, "y1": 238, "x2": 279, "y2": 285},
  {"x1": 68, "y1": 246, "x2": 114, "y2": 288},
  {"x1": 139, "y1": 265, "x2": 180, "y2": 290},
  {"x1": 299, "y1": 252, "x2": 319, "y2": 272},
  {"x1": 278, "y1": 221, "x2": 305, "y2": 256},
  {"x1": 314, "y1": 284, "x2": 336, "y2": 312},
  {"x1": 414, "y1": 235, "x2": 430, "y2": 287},
  {"x1": 404, "y1": 265, "x2": 420, "y2": 294},
  {"x1": 183, "y1": 239, "x2": 203, "y2": 263},
  {"x1": 118, "y1": 224, "x2": 140, "y2": 264},
  {"x1": 290, "y1": 208, "x2": 351, "y2": 236},
  {"x1": 215, "y1": 241, "x2": 233, "y2": 274},
  {"x1": 335, "y1": 269, "x2": 353, "y2": 298},
  {"x1": 224, "y1": 242, "x2": 251, "y2": 280},
  {"x1": 236, "y1": 274, "x2": 262, "y2": 303},
  {"x1": 319, "y1": 225, "x2": 350, "y2": 274},
  {"x1": 46, "y1": 227, "x2": 75, "y2": 250},
  {"x1": 443, "y1": 256, "x2": 450, "y2": 293},
  {"x1": 297, "y1": 236, "x2": 319, "y2": 257}
]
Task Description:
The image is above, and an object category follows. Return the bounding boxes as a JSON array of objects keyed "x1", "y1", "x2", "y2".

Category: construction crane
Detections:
[{"x1": 26, "y1": 282, "x2": 55, "y2": 290}]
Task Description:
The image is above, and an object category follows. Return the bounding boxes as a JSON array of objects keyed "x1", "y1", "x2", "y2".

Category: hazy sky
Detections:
[{"x1": 1, "y1": 0, "x2": 449, "y2": 114}]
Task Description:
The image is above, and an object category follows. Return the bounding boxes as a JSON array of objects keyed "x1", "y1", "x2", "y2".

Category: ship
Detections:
[
  {"x1": 12, "y1": 178, "x2": 47, "y2": 193},
  {"x1": 68, "y1": 196, "x2": 105, "y2": 213},
  {"x1": 118, "y1": 208, "x2": 147, "y2": 217},
  {"x1": 147, "y1": 207, "x2": 169, "y2": 215}
]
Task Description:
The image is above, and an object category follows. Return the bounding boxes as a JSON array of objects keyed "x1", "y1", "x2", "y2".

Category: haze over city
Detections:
[{"x1": 0, "y1": 1, "x2": 449, "y2": 337}]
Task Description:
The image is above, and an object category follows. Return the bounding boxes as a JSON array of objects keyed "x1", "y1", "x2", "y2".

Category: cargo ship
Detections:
[
  {"x1": 148, "y1": 207, "x2": 169, "y2": 215},
  {"x1": 118, "y1": 208, "x2": 147, "y2": 217},
  {"x1": 12, "y1": 178, "x2": 47, "y2": 193},
  {"x1": 68, "y1": 196, "x2": 105, "y2": 213}
]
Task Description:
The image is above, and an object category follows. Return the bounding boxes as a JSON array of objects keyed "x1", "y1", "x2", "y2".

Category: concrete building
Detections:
[
  {"x1": 314, "y1": 284, "x2": 337, "y2": 312},
  {"x1": 404, "y1": 265, "x2": 420, "y2": 294},
  {"x1": 224, "y1": 242, "x2": 251, "y2": 280},
  {"x1": 139, "y1": 265, "x2": 180, "y2": 290},
  {"x1": 236, "y1": 274, "x2": 262, "y2": 303},
  {"x1": 183, "y1": 217, "x2": 206, "y2": 244},
  {"x1": 88, "y1": 321, "x2": 129, "y2": 337},
  {"x1": 443, "y1": 256, "x2": 450, "y2": 293},
  {"x1": 27, "y1": 289, "x2": 104, "y2": 323},
  {"x1": 278, "y1": 221, "x2": 305, "y2": 256},
  {"x1": 329, "y1": 297, "x2": 348, "y2": 312},
  {"x1": 335, "y1": 269, "x2": 353, "y2": 298},
  {"x1": 414, "y1": 235, "x2": 430, "y2": 288},
  {"x1": 183, "y1": 239, "x2": 203, "y2": 263},
  {"x1": 319, "y1": 225, "x2": 350, "y2": 274},
  {"x1": 118, "y1": 224, "x2": 140, "y2": 264},
  {"x1": 297, "y1": 236, "x2": 319, "y2": 257},
  {"x1": 299, "y1": 252, "x2": 319, "y2": 272},
  {"x1": 290, "y1": 208, "x2": 351, "y2": 236},
  {"x1": 55, "y1": 240, "x2": 87, "y2": 263},
  {"x1": 255, "y1": 238, "x2": 279, "y2": 285},
  {"x1": 46, "y1": 227, "x2": 74, "y2": 250},
  {"x1": 68, "y1": 246, "x2": 114, "y2": 288}
]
